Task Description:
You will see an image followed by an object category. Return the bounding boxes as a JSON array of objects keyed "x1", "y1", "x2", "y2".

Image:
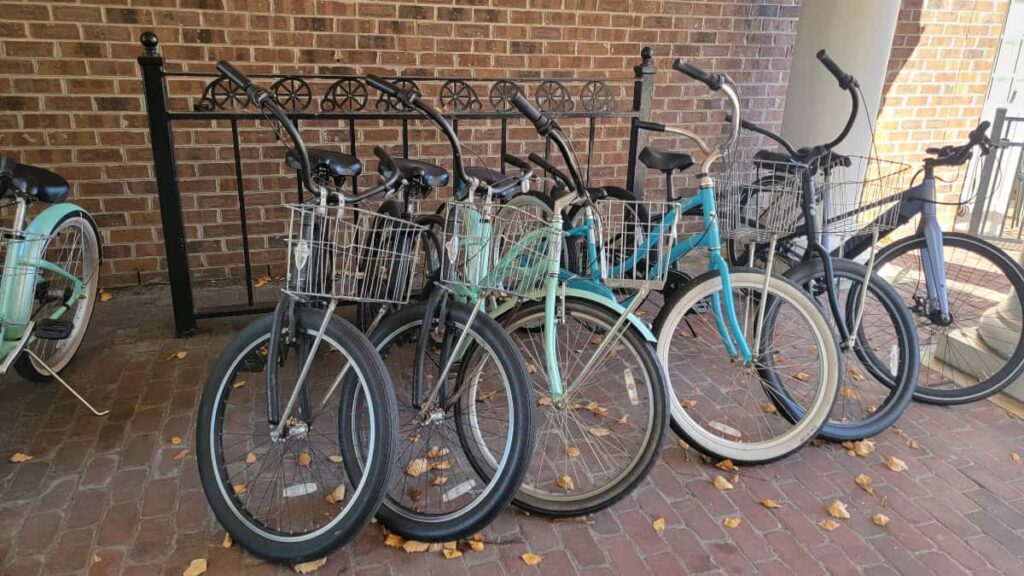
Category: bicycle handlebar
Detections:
[
  {"x1": 510, "y1": 91, "x2": 543, "y2": 125},
  {"x1": 816, "y1": 50, "x2": 856, "y2": 90},
  {"x1": 216, "y1": 61, "x2": 263, "y2": 103},
  {"x1": 502, "y1": 153, "x2": 532, "y2": 173},
  {"x1": 528, "y1": 153, "x2": 575, "y2": 192},
  {"x1": 0, "y1": 156, "x2": 14, "y2": 195},
  {"x1": 672, "y1": 60, "x2": 726, "y2": 91},
  {"x1": 671, "y1": 60, "x2": 741, "y2": 167},
  {"x1": 635, "y1": 120, "x2": 665, "y2": 133}
]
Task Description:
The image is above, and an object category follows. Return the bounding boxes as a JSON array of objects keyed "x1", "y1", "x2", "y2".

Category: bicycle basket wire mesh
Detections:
[
  {"x1": 0, "y1": 229, "x2": 54, "y2": 284},
  {"x1": 590, "y1": 199, "x2": 680, "y2": 290},
  {"x1": 717, "y1": 158, "x2": 808, "y2": 243},
  {"x1": 284, "y1": 203, "x2": 426, "y2": 304},
  {"x1": 816, "y1": 154, "x2": 911, "y2": 239},
  {"x1": 438, "y1": 201, "x2": 558, "y2": 300}
]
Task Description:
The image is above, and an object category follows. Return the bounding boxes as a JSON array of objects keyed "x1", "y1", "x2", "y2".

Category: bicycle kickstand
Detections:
[{"x1": 25, "y1": 350, "x2": 109, "y2": 416}]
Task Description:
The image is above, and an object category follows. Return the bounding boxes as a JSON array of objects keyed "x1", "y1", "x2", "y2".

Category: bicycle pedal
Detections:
[{"x1": 34, "y1": 319, "x2": 73, "y2": 340}]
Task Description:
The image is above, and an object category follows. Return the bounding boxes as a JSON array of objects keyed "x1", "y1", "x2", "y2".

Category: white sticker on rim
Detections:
[
  {"x1": 442, "y1": 479, "x2": 476, "y2": 503},
  {"x1": 708, "y1": 421, "x2": 743, "y2": 439},
  {"x1": 890, "y1": 345, "x2": 899, "y2": 377},
  {"x1": 282, "y1": 482, "x2": 318, "y2": 498},
  {"x1": 624, "y1": 369, "x2": 639, "y2": 405}
]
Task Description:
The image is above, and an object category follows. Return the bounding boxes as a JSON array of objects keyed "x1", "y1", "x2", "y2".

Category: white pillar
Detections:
[{"x1": 781, "y1": 0, "x2": 901, "y2": 158}]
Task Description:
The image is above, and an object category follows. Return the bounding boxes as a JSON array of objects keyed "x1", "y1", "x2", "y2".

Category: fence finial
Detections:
[
  {"x1": 641, "y1": 46, "x2": 653, "y2": 63},
  {"x1": 140, "y1": 32, "x2": 159, "y2": 56}
]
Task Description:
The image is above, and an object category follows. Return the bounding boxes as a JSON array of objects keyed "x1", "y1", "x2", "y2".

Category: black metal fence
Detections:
[{"x1": 137, "y1": 32, "x2": 656, "y2": 336}]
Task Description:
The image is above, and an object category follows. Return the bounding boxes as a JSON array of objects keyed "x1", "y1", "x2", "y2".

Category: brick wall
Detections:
[{"x1": 0, "y1": 0, "x2": 800, "y2": 295}]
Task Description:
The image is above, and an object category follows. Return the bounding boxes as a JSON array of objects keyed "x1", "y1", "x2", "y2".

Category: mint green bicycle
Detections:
[{"x1": 0, "y1": 157, "x2": 105, "y2": 415}]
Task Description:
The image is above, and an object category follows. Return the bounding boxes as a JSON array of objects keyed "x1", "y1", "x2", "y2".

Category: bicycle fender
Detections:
[{"x1": 488, "y1": 288, "x2": 657, "y2": 343}]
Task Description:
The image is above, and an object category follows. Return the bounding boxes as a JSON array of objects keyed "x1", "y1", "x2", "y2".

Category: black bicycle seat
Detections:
[
  {"x1": 285, "y1": 148, "x2": 362, "y2": 177},
  {"x1": 11, "y1": 164, "x2": 69, "y2": 204},
  {"x1": 639, "y1": 146, "x2": 695, "y2": 173},
  {"x1": 464, "y1": 165, "x2": 504, "y2": 186},
  {"x1": 380, "y1": 158, "x2": 450, "y2": 188}
]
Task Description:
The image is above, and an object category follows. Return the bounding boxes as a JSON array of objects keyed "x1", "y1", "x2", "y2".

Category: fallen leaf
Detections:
[
  {"x1": 537, "y1": 395, "x2": 552, "y2": 406},
  {"x1": 556, "y1": 475, "x2": 575, "y2": 491},
  {"x1": 616, "y1": 414, "x2": 629, "y2": 425},
  {"x1": 906, "y1": 439, "x2": 919, "y2": 449},
  {"x1": 402, "y1": 540, "x2": 430, "y2": 553},
  {"x1": 885, "y1": 456, "x2": 908, "y2": 472},
  {"x1": 297, "y1": 452, "x2": 311, "y2": 467},
  {"x1": 166, "y1": 350, "x2": 188, "y2": 361},
  {"x1": 840, "y1": 386, "x2": 858, "y2": 399},
  {"x1": 854, "y1": 473, "x2": 874, "y2": 495},
  {"x1": 408, "y1": 432, "x2": 421, "y2": 443},
  {"x1": 872, "y1": 513, "x2": 890, "y2": 527},
  {"x1": 431, "y1": 460, "x2": 453, "y2": 471},
  {"x1": 222, "y1": 533, "x2": 233, "y2": 548},
  {"x1": 293, "y1": 558, "x2": 326, "y2": 573},
  {"x1": 173, "y1": 449, "x2": 190, "y2": 460},
  {"x1": 652, "y1": 516, "x2": 666, "y2": 533},
  {"x1": 713, "y1": 475, "x2": 734, "y2": 490},
  {"x1": 1011, "y1": 452, "x2": 1021, "y2": 464},
  {"x1": 588, "y1": 426, "x2": 610, "y2": 437},
  {"x1": 406, "y1": 458, "x2": 429, "y2": 477},
  {"x1": 328, "y1": 455, "x2": 343, "y2": 463},
  {"x1": 443, "y1": 541, "x2": 458, "y2": 550},
  {"x1": 443, "y1": 548, "x2": 463, "y2": 559},
  {"x1": 467, "y1": 535, "x2": 484, "y2": 551},
  {"x1": 99, "y1": 290, "x2": 113, "y2": 302},
  {"x1": 567, "y1": 446, "x2": 580, "y2": 458},
  {"x1": 589, "y1": 404, "x2": 610, "y2": 417},
  {"x1": 794, "y1": 371, "x2": 811, "y2": 382},
  {"x1": 818, "y1": 518, "x2": 841, "y2": 531},
  {"x1": 232, "y1": 380, "x2": 246, "y2": 389},
  {"x1": 183, "y1": 559, "x2": 207, "y2": 576},
  {"x1": 426, "y1": 446, "x2": 450, "y2": 459},
  {"x1": 384, "y1": 533, "x2": 405, "y2": 548},
  {"x1": 841, "y1": 441, "x2": 855, "y2": 450},
  {"x1": 853, "y1": 439, "x2": 875, "y2": 457},
  {"x1": 828, "y1": 500, "x2": 851, "y2": 519},
  {"x1": 723, "y1": 517, "x2": 742, "y2": 528},
  {"x1": 93, "y1": 554, "x2": 102, "y2": 564},
  {"x1": 431, "y1": 475, "x2": 449, "y2": 487},
  {"x1": 253, "y1": 276, "x2": 271, "y2": 288},
  {"x1": 477, "y1": 390, "x2": 498, "y2": 402},
  {"x1": 232, "y1": 484, "x2": 246, "y2": 495},
  {"x1": 527, "y1": 363, "x2": 538, "y2": 374},
  {"x1": 521, "y1": 552, "x2": 543, "y2": 566},
  {"x1": 326, "y1": 484, "x2": 345, "y2": 504},
  {"x1": 590, "y1": 336, "x2": 603, "y2": 346},
  {"x1": 761, "y1": 499, "x2": 782, "y2": 509},
  {"x1": 762, "y1": 403, "x2": 778, "y2": 414},
  {"x1": 730, "y1": 473, "x2": 740, "y2": 485},
  {"x1": 408, "y1": 488, "x2": 423, "y2": 501},
  {"x1": 677, "y1": 439, "x2": 689, "y2": 450},
  {"x1": 680, "y1": 399, "x2": 697, "y2": 409},
  {"x1": 880, "y1": 495, "x2": 889, "y2": 509},
  {"x1": 848, "y1": 367, "x2": 865, "y2": 382},
  {"x1": 9, "y1": 453, "x2": 33, "y2": 463},
  {"x1": 715, "y1": 459, "x2": 736, "y2": 472},
  {"x1": 171, "y1": 436, "x2": 183, "y2": 446},
  {"x1": 245, "y1": 452, "x2": 257, "y2": 464}
]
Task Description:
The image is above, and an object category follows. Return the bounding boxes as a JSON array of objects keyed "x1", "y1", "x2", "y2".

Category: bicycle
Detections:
[
  {"x1": 195, "y1": 62, "x2": 403, "y2": 562},
  {"x1": 0, "y1": 157, "x2": 105, "y2": 415},
  {"x1": 555, "y1": 61, "x2": 843, "y2": 464}
]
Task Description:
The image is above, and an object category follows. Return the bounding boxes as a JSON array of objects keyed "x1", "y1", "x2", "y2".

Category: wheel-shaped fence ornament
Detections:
[
  {"x1": 535, "y1": 80, "x2": 574, "y2": 112},
  {"x1": 489, "y1": 80, "x2": 523, "y2": 112},
  {"x1": 439, "y1": 80, "x2": 482, "y2": 112},
  {"x1": 580, "y1": 80, "x2": 616, "y2": 112},
  {"x1": 195, "y1": 75, "x2": 249, "y2": 111},
  {"x1": 321, "y1": 78, "x2": 368, "y2": 112},
  {"x1": 270, "y1": 76, "x2": 312, "y2": 112},
  {"x1": 374, "y1": 79, "x2": 421, "y2": 111}
]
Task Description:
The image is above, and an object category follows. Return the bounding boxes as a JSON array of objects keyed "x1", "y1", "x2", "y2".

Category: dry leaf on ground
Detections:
[
  {"x1": 854, "y1": 473, "x2": 874, "y2": 495},
  {"x1": 328, "y1": 455, "x2": 343, "y2": 463},
  {"x1": 588, "y1": 426, "x2": 611, "y2": 437},
  {"x1": 167, "y1": 350, "x2": 188, "y2": 361},
  {"x1": 245, "y1": 452, "x2": 257, "y2": 464},
  {"x1": 680, "y1": 399, "x2": 697, "y2": 409},
  {"x1": 872, "y1": 513, "x2": 890, "y2": 527},
  {"x1": 431, "y1": 475, "x2": 449, "y2": 487},
  {"x1": 406, "y1": 458, "x2": 429, "y2": 477},
  {"x1": 818, "y1": 519, "x2": 841, "y2": 531},
  {"x1": 326, "y1": 484, "x2": 345, "y2": 504},
  {"x1": 443, "y1": 548, "x2": 463, "y2": 559},
  {"x1": 715, "y1": 459, "x2": 736, "y2": 472},
  {"x1": 293, "y1": 558, "x2": 326, "y2": 573},
  {"x1": 182, "y1": 559, "x2": 207, "y2": 576},
  {"x1": 521, "y1": 553, "x2": 543, "y2": 566},
  {"x1": 100, "y1": 290, "x2": 113, "y2": 302},
  {"x1": 222, "y1": 533, "x2": 233, "y2": 548},
  {"x1": 848, "y1": 367, "x2": 865, "y2": 382},
  {"x1": 431, "y1": 460, "x2": 453, "y2": 471},
  {"x1": 537, "y1": 395, "x2": 552, "y2": 406},
  {"x1": 384, "y1": 533, "x2": 405, "y2": 548},
  {"x1": 885, "y1": 456, "x2": 908, "y2": 472},
  {"x1": 92, "y1": 554, "x2": 101, "y2": 564},
  {"x1": 467, "y1": 539, "x2": 484, "y2": 552},
  {"x1": 713, "y1": 475, "x2": 734, "y2": 490},
  {"x1": 232, "y1": 379, "x2": 246, "y2": 389},
  {"x1": 677, "y1": 439, "x2": 689, "y2": 449},
  {"x1": 297, "y1": 452, "x2": 311, "y2": 467},
  {"x1": 556, "y1": 475, "x2": 575, "y2": 491},
  {"x1": 173, "y1": 449, "x2": 190, "y2": 461},
  {"x1": 477, "y1": 390, "x2": 497, "y2": 402},
  {"x1": 402, "y1": 540, "x2": 430, "y2": 553},
  {"x1": 9, "y1": 453, "x2": 33, "y2": 463},
  {"x1": 762, "y1": 403, "x2": 778, "y2": 414},
  {"x1": 723, "y1": 517, "x2": 742, "y2": 528},
  {"x1": 652, "y1": 517, "x2": 666, "y2": 533},
  {"x1": 253, "y1": 276, "x2": 271, "y2": 288},
  {"x1": 1013, "y1": 452, "x2": 1022, "y2": 464},
  {"x1": 828, "y1": 500, "x2": 851, "y2": 519},
  {"x1": 794, "y1": 371, "x2": 811, "y2": 382},
  {"x1": 171, "y1": 436, "x2": 183, "y2": 446},
  {"x1": 232, "y1": 484, "x2": 246, "y2": 495},
  {"x1": 853, "y1": 439, "x2": 875, "y2": 457},
  {"x1": 880, "y1": 495, "x2": 889, "y2": 509},
  {"x1": 567, "y1": 446, "x2": 580, "y2": 458},
  {"x1": 761, "y1": 499, "x2": 782, "y2": 509}
]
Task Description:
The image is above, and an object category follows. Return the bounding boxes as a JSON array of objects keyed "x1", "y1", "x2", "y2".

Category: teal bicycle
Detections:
[{"x1": 0, "y1": 157, "x2": 105, "y2": 415}]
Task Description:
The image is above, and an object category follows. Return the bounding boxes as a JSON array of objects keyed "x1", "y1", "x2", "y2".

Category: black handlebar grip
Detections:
[
  {"x1": 971, "y1": 120, "x2": 991, "y2": 142},
  {"x1": 815, "y1": 50, "x2": 856, "y2": 90},
  {"x1": 366, "y1": 74, "x2": 399, "y2": 97},
  {"x1": 635, "y1": 120, "x2": 666, "y2": 132},
  {"x1": 510, "y1": 91, "x2": 543, "y2": 124},
  {"x1": 216, "y1": 61, "x2": 252, "y2": 89},
  {"x1": 672, "y1": 59, "x2": 724, "y2": 91},
  {"x1": 528, "y1": 153, "x2": 574, "y2": 191},
  {"x1": 502, "y1": 153, "x2": 532, "y2": 172}
]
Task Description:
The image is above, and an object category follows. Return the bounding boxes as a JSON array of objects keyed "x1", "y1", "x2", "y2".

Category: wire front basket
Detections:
[
  {"x1": 587, "y1": 199, "x2": 680, "y2": 290},
  {"x1": 439, "y1": 201, "x2": 558, "y2": 300},
  {"x1": 816, "y1": 154, "x2": 911, "y2": 239},
  {"x1": 716, "y1": 159, "x2": 808, "y2": 243},
  {"x1": 284, "y1": 203, "x2": 426, "y2": 304}
]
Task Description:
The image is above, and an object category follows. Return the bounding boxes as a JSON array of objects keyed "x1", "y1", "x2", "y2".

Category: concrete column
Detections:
[{"x1": 781, "y1": 0, "x2": 901, "y2": 158}]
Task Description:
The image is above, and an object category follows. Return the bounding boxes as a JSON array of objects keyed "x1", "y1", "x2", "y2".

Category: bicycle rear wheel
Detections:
[{"x1": 873, "y1": 232, "x2": 1024, "y2": 404}]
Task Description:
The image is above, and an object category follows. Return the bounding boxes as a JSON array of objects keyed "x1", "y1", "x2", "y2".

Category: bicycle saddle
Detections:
[
  {"x1": 10, "y1": 164, "x2": 69, "y2": 204},
  {"x1": 464, "y1": 165, "x2": 503, "y2": 186},
  {"x1": 285, "y1": 148, "x2": 362, "y2": 177},
  {"x1": 379, "y1": 158, "x2": 450, "y2": 188},
  {"x1": 639, "y1": 146, "x2": 695, "y2": 173}
]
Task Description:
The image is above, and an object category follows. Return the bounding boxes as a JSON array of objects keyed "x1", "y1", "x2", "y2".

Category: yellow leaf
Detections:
[
  {"x1": 467, "y1": 539, "x2": 484, "y2": 552},
  {"x1": 761, "y1": 499, "x2": 782, "y2": 509},
  {"x1": 762, "y1": 403, "x2": 778, "y2": 414},
  {"x1": 443, "y1": 548, "x2": 463, "y2": 559},
  {"x1": 854, "y1": 473, "x2": 874, "y2": 495},
  {"x1": 872, "y1": 513, "x2": 890, "y2": 527},
  {"x1": 677, "y1": 439, "x2": 689, "y2": 450},
  {"x1": 906, "y1": 439, "x2": 919, "y2": 449},
  {"x1": 297, "y1": 451, "x2": 311, "y2": 467},
  {"x1": 171, "y1": 436, "x2": 183, "y2": 446},
  {"x1": 326, "y1": 484, "x2": 345, "y2": 504},
  {"x1": 885, "y1": 456, "x2": 908, "y2": 472},
  {"x1": 182, "y1": 558, "x2": 207, "y2": 576},
  {"x1": 222, "y1": 533, "x2": 233, "y2": 548},
  {"x1": 443, "y1": 541, "x2": 458, "y2": 550},
  {"x1": 840, "y1": 386, "x2": 858, "y2": 399},
  {"x1": 827, "y1": 500, "x2": 851, "y2": 519},
  {"x1": 408, "y1": 488, "x2": 423, "y2": 501},
  {"x1": 93, "y1": 554, "x2": 102, "y2": 564},
  {"x1": 588, "y1": 426, "x2": 611, "y2": 437},
  {"x1": 794, "y1": 371, "x2": 811, "y2": 382},
  {"x1": 715, "y1": 459, "x2": 736, "y2": 472},
  {"x1": 407, "y1": 459, "x2": 427, "y2": 477},
  {"x1": 173, "y1": 449, "x2": 190, "y2": 461},
  {"x1": 589, "y1": 404, "x2": 610, "y2": 417},
  {"x1": 1012, "y1": 452, "x2": 1021, "y2": 464},
  {"x1": 232, "y1": 380, "x2": 246, "y2": 389},
  {"x1": 166, "y1": 350, "x2": 188, "y2": 361},
  {"x1": 384, "y1": 533, "x2": 405, "y2": 548},
  {"x1": 292, "y1": 558, "x2": 326, "y2": 573},
  {"x1": 567, "y1": 446, "x2": 580, "y2": 458},
  {"x1": 232, "y1": 484, "x2": 246, "y2": 495},
  {"x1": 426, "y1": 446, "x2": 450, "y2": 459},
  {"x1": 818, "y1": 518, "x2": 841, "y2": 531},
  {"x1": 431, "y1": 459, "x2": 453, "y2": 471},
  {"x1": 723, "y1": 516, "x2": 742, "y2": 529},
  {"x1": 521, "y1": 552, "x2": 543, "y2": 566},
  {"x1": 9, "y1": 453, "x2": 33, "y2": 463},
  {"x1": 253, "y1": 276, "x2": 271, "y2": 288},
  {"x1": 848, "y1": 367, "x2": 865, "y2": 382},
  {"x1": 408, "y1": 433, "x2": 421, "y2": 443},
  {"x1": 537, "y1": 395, "x2": 552, "y2": 406},
  {"x1": 713, "y1": 475, "x2": 734, "y2": 490},
  {"x1": 853, "y1": 439, "x2": 875, "y2": 457},
  {"x1": 616, "y1": 414, "x2": 629, "y2": 425},
  {"x1": 99, "y1": 290, "x2": 113, "y2": 302},
  {"x1": 680, "y1": 399, "x2": 697, "y2": 409},
  {"x1": 527, "y1": 363, "x2": 538, "y2": 374},
  {"x1": 652, "y1": 517, "x2": 666, "y2": 533},
  {"x1": 556, "y1": 475, "x2": 575, "y2": 491},
  {"x1": 328, "y1": 455, "x2": 343, "y2": 463},
  {"x1": 590, "y1": 336, "x2": 603, "y2": 346},
  {"x1": 402, "y1": 540, "x2": 430, "y2": 553},
  {"x1": 477, "y1": 390, "x2": 497, "y2": 402},
  {"x1": 245, "y1": 452, "x2": 257, "y2": 464},
  {"x1": 431, "y1": 475, "x2": 449, "y2": 487}
]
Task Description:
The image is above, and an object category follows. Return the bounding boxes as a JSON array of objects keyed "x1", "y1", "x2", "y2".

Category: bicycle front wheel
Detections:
[
  {"x1": 654, "y1": 269, "x2": 840, "y2": 464},
  {"x1": 873, "y1": 232, "x2": 1024, "y2": 404}
]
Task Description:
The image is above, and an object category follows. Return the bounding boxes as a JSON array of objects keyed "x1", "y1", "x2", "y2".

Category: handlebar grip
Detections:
[
  {"x1": 502, "y1": 153, "x2": 532, "y2": 172},
  {"x1": 970, "y1": 120, "x2": 991, "y2": 143},
  {"x1": 0, "y1": 156, "x2": 14, "y2": 181},
  {"x1": 216, "y1": 61, "x2": 263, "y2": 102},
  {"x1": 636, "y1": 120, "x2": 665, "y2": 132},
  {"x1": 366, "y1": 74, "x2": 398, "y2": 97},
  {"x1": 511, "y1": 91, "x2": 543, "y2": 124},
  {"x1": 815, "y1": 50, "x2": 856, "y2": 90},
  {"x1": 528, "y1": 153, "x2": 574, "y2": 192},
  {"x1": 672, "y1": 59, "x2": 724, "y2": 91}
]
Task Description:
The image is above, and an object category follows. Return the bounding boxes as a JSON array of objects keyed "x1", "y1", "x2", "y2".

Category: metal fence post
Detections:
[
  {"x1": 627, "y1": 47, "x2": 656, "y2": 197},
  {"x1": 969, "y1": 107, "x2": 1007, "y2": 236},
  {"x1": 138, "y1": 32, "x2": 197, "y2": 337}
]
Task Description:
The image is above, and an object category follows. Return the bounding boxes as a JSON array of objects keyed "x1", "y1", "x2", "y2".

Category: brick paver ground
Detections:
[{"x1": 0, "y1": 287, "x2": 1022, "y2": 575}]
